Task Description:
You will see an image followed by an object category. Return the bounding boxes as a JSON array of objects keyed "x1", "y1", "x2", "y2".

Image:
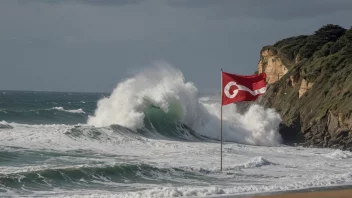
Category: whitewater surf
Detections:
[{"x1": 1, "y1": 64, "x2": 352, "y2": 197}]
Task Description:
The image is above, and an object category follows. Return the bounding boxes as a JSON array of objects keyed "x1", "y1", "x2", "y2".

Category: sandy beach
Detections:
[
  {"x1": 205, "y1": 187, "x2": 352, "y2": 198},
  {"x1": 249, "y1": 189, "x2": 352, "y2": 198}
]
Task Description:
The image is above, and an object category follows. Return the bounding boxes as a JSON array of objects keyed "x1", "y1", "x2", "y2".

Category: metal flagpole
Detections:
[{"x1": 220, "y1": 68, "x2": 223, "y2": 171}]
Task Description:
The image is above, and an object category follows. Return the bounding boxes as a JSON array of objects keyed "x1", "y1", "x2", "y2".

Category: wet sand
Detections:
[
  {"x1": 248, "y1": 189, "x2": 352, "y2": 198},
  {"x1": 206, "y1": 186, "x2": 352, "y2": 198}
]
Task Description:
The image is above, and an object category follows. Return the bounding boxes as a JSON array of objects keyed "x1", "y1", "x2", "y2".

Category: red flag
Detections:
[{"x1": 222, "y1": 71, "x2": 267, "y2": 105}]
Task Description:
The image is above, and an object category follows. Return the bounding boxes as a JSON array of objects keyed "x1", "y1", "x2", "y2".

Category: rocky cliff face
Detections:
[
  {"x1": 258, "y1": 48, "x2": 289, "y2": 84},
  {"x1": 298, "y1": 79, "x2": 314, "y2": 98},
  {"x1": 257, "y1": 24, "x2": 352, "y2": 151}
]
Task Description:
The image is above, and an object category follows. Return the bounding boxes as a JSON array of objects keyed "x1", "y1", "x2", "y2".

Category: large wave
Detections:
[{"x1": 88, "y1": 63, "x2": 282, "y2": 146}]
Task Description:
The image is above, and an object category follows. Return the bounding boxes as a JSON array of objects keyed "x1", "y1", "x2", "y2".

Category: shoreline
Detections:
[
  {"x1": 204, "y1": 185, "x2": 352, "y2": 198},
  {"x1": 249, "y1": 189, "x2": 352, "y2": 198}
]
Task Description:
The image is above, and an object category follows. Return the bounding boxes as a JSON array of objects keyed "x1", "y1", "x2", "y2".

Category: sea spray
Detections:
[
  {"x1": 87, "y1": 63, "x2": 202, "y2": 130},
  {"x1": 88, "y1": 63, "x2": 282, "y2": 146}
]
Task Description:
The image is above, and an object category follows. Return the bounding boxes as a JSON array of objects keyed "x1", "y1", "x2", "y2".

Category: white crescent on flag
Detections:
[
  {"x1": 221, "y1": 71, "x2": 266, "y2": 105},
  {"x1": 223, "y1": 81, "x2": 267, "y2": 99}
]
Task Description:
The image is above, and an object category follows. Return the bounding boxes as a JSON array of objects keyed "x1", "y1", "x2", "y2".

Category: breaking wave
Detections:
[
  {"x1": 88, "y1": 63, "x2": 282, "y2": 146},
  {"x1": 8, "y1": 166, "x2": 350, "y2": 198},
  {"x1": 0, "y1": 121, "x2": 13, "y2": 129},
  {"x1": 0, "y1": 157, "x2": 301, "y2": 196},
  {"x1": 0, "y1": 156, "x2": 279, "y2": 194},
  {"x1": 0, "y1": 163, "x2": 199, "y2": 192}
]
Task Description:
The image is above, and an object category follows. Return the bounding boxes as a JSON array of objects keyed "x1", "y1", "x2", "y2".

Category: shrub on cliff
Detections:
[
  {"x1": 272, "y1": 24, "x2": 347, "y2": 60},
  {"x1": 258, "y1": 24, "x2": 352, "y2": 150},
  {"x1": 314, "y1": 24, "x2": 346, "y2": 42}
]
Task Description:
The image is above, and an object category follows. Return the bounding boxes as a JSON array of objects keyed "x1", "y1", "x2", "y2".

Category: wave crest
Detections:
[
  {"x1": 88, "y1": 63, "x2": 282, "y2": 146},
  {"x1": 0, "y1": 121, "x2": 13, "y2": 129},
  {"x1": 51, "y1": 107, "x2": 85, "y2": 114}
]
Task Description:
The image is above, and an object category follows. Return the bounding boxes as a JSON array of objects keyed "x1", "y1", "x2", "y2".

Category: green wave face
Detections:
[
  {"x1": 142, "y1": 101, "x2": 201, "y2": 140},
  {"x1": 143, "y1": 100, "x2": 183, "y2": 128}
]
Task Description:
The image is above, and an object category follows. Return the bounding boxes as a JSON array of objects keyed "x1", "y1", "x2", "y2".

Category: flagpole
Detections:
[{"x1": 220, "y1": 68, "x2": 223, "y2": 171}]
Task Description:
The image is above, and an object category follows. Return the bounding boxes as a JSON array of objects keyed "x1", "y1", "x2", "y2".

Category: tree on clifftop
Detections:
[
  {"x1": 314, "y1": 24, "x2": 346, "y2": 42},
  {"x1": 298, "y1": 24, "x2": 347, "y2": 59}
]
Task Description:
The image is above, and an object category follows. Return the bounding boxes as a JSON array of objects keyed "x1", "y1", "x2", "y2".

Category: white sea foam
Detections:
[
  {"x1": 88, "y1": 63, "x2": 282, "y2": 146},
  {"x1": 0, "y1": 120, "x2": 13, "y2": 129},
  {"x1": 324, "y1": 149, "x2": 352, "y2": 159},
  {"x1": 115, "y1": 172, "x2": 352, "y2": 198},
  {"x1": 1, "y1": 122, "x2": 352, "y2": 197},
  {"x1": 51, "y1": 107, "x2": 86, "y2": 114},
  {"x1": 28, "y1": 171, "x2": 352, "y2": 198},
  {"x1": 231, "y1": 156, "x2": 276, "y2": 169}
]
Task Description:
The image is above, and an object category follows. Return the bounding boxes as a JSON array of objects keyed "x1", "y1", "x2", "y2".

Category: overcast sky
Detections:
[{"x1": 1, "y1": 0, "x2": 351, "y2": 93}]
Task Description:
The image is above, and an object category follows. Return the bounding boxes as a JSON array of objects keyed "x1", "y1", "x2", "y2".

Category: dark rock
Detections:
[
  {"x1": 278, "y1": 118, "x2": 304, "y2": 145},
  {"x1": 336, "y1": 130, "x2": 349, "y2": 138},
  {"x1": 328, "y1": 112, "x2": 340, "y2": 135},
  {"x1": 324, "y1": 136, "x2": 330, "y2": 143}
]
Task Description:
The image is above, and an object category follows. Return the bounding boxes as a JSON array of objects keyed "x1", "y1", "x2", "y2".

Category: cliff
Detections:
[{"x1": 257, "y1": 24, "x2": 352, "y2": 151}]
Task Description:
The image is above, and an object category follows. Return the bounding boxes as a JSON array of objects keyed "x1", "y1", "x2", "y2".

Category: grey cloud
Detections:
[
  {"x1": 167, "y1": 0, "x2": 352, "y2": 20},
  {"x1": 77, "y1": 0, "x2": 145, "y2": 6},
  {"x1": 16, "y1": 0, "x2": 145, "y2": 6},
  {"x1": 0, "y1": 0, "x2": 351, "y2": 92}
]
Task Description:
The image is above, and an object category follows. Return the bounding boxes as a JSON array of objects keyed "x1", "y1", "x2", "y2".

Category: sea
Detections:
[{"x1": 1, "y1": 66, "x2": 352, "y2": 198}]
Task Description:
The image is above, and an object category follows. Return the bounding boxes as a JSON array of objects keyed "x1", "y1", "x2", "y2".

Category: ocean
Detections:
[{"x1": 1, "y1": 66, "x2": 352, "y2": 197}]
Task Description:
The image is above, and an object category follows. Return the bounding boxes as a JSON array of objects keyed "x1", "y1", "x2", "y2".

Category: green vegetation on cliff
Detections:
[{"x1": 258, "y1": 24, "x2": 352, "y2": 150}]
